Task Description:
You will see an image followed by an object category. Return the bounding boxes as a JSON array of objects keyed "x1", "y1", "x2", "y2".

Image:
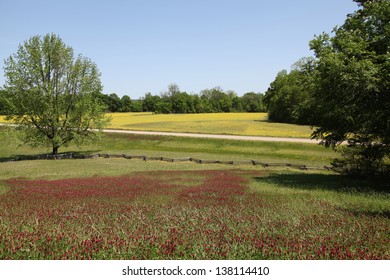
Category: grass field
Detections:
[
  {"x1": 0, "y1": 124, "x2": 389, "y2": 260},
  {"x1": 1, "y1": 167, "x2": 389, "y2": 260},
  {"x1": 0, "y1": 128, "x2": 336, "y2": 167}
]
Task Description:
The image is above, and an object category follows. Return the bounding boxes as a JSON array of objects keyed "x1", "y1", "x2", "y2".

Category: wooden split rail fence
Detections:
[{"x1": 4, "y1": 153, "x2": 332, "y2": 171}]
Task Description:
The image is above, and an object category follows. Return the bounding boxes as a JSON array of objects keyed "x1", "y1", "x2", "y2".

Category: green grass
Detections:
[
  {"x1": 250, "y1": 170, "x2": 390, "y2": 215},
  {"x1": 1, "y1": 169, "x2": 388, "y2": 259},
  {"x1": 0, "y1": 127, "x2": 334, "y2": 187},
  {"x1": 0, "y1": 128, "x2": 337, "y2": 167},
  {"x1": 0, "y1": 127, "x2": 389, "y2": 260},
  {"x1": 0, "y1": 184, "x2": 9, "y2": 195}
]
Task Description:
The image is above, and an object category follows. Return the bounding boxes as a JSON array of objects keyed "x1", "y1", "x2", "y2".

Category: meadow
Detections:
[
  {"x1": 107, "y1": 112, "x2": 313, "y2": 138},
  {"x1": 0, "y1": 120, "x2": 389, "y2": 260},
  {"x1": 1, "y1": 112, "x2": 313, "y2": 138},
  {"x1": 1, "y1": 169, "x2": 389, "y2": 260}
]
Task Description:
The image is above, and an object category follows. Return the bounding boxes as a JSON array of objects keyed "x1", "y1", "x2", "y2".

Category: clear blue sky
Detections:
[{"x1": 1, "y1": 0, "x2": 358, "y2": 98}]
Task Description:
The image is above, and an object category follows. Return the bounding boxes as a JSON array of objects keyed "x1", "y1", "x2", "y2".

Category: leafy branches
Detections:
[
  {"x1": 309, "y1": 0, "x2": 390, "y2": 176},
  {"x1": 2, "y1": 34, "x2": 110, "y2": 155}
]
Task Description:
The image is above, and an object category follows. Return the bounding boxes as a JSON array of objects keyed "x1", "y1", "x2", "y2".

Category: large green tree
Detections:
[
  {"x1": 263, "y1": 57, "x2": 315, "y2": 124},
  {"x1": 310, "y1": 0, "x2": 390, "y2": 176},
  {"x1": 2, "y1": 34, "x2": 110, "y2": 156}
]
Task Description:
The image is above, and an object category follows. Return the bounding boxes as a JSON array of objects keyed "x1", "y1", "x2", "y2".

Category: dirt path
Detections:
[
  {"x1": 103, "y1": 129, "x2": 321, "y2": 144},
  {"x1": 0, "y1": 123, "x2": 320, "y2": 144}
]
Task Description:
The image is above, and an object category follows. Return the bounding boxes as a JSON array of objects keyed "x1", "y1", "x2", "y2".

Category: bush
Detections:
[{"x1": 332, "y1": 145, "x2": 389, "y2": 178}]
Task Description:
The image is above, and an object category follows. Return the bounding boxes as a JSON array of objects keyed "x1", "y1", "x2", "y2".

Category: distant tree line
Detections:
[
  {"x1": 91, "y1": 84, "x2": 265, "y2": 114},
  {"x1": 0, "y1": 84, "x2": 265, "y2": 115},
  {"x1": 93, "y1": 92, "x2": 143, "y2": 113}
]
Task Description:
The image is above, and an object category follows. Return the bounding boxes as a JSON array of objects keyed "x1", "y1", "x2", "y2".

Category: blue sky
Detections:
[{"x1": 0, "y1": 0, "x2": 358, "y2": 98}]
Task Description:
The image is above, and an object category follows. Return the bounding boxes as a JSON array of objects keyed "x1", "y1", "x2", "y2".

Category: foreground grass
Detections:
[
  {"x1": 0, "y1": 168, "x2": 388, "y2": 260},
  {"x1": 0, "y1": 128, "x2": 388, "y2": 260}
]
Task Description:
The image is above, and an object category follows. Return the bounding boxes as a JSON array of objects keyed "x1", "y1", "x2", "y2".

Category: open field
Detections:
[
  {"x1": 107, "y1": 112, "x2": 314, "y2": 138},
  {"x1": 1, "y1": 166, "x2": 389, "y2": 260},
  {"x1": 0, "y1": 128, "x2": 336, "y2": 167},
  {"x1": 0, "y1": 127, "x2": 389, "y2": 260},
  {"x1": 0, "y1": 112, "x2": 314, "y2": 138}
]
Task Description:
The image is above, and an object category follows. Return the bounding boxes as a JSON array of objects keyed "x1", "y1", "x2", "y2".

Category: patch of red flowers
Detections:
[{"x1": 0, "y1": 170, "x2": 388, "y2": 260}]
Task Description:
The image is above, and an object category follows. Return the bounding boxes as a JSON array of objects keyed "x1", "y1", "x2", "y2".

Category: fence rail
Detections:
[{"x1": 3, "y1": 152, "x2": 332, "y2": 171}]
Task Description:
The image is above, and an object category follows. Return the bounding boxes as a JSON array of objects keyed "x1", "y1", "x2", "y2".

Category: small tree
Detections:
[{"x1": 2, "y1": 34, "x2": 110, "y2": 156}]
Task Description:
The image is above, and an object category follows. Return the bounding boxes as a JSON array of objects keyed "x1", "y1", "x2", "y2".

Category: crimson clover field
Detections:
[{"x1": 1, "y1": 169, "x2": 388, "y2": 259}]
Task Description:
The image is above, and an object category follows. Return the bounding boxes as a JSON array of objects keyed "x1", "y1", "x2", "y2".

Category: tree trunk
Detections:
[{"x1": 52, "y1": 146, "x2": 59, "y2": 158}]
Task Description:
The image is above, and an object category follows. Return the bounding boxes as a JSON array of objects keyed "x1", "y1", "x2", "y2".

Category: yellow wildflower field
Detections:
[
  {"x1": 108, "y1": 112, "x2": 314, "y2": 138},
  {"x1": 0, "y1": 112, "x2": 314, "y2": 138}
]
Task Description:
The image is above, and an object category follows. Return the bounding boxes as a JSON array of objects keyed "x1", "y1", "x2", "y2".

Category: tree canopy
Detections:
[
  {"x1": 309, "y1": 0, "x2": 390, "y2": 175},
  {"x1": 263, "y1": 57, "x2": 315, "y2": 125},
  {"x1": 262, "y1": 0, "x2": 389, "y2": 176},
  {"x1": 2, "y1": 33, "x2": 110, "y2": 156}
]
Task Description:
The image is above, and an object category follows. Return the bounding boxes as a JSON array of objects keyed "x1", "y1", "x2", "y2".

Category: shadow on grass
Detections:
[
  {"x1": 254, "y1": 173, "x2": 390, "y2": 194},
  {"x1": 254, "y1": 119, "x2": 273, "y2": 123},
  {"x1": 255, "y1": 173, "x2": 390, "y2": 219},
  {"x1": 0, "y1": 150, "x2": 100, "y2": 163}
]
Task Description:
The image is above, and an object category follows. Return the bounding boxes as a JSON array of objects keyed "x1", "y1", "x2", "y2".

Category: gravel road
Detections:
[
  {"x1": 103, "y1": 129, "x2": 321, "y2": 144},
  {"x1": 0, "y1": 124, "x2": 319, "y2": 144}
]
